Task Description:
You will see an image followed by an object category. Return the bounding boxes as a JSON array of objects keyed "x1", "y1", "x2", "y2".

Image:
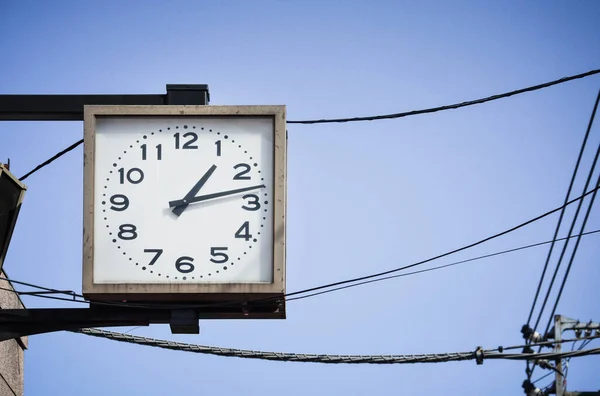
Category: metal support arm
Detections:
[
  {"x1": 0, "y1": 299, "x2": 283, "y2": 342},
  {"x1": 0, "y1": 84, "x2": 210, "y2": 121}
]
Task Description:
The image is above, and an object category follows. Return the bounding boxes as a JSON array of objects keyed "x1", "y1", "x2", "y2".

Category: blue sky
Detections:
[{"x1": 1, "y1": 1, "x2": 600, "y2": 394}]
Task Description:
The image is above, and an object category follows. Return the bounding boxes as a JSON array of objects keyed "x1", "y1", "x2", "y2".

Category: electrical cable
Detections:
[
  {"x1": 19, "y1": 139, "x2": 83, "y2": 181},
  {"x1": 281, "y1": 184, "x2": 600, "y2": 303},
  {"x1": 287, "y1": 68, "x2": 600, "y2": 124},
  {"x1": 528, "y1": 93, "x2": 600, "y2": 379},
  {"x1": 532, "y1": 128, "x2": 600, "y2": 333},
  {"x1": 526, "y1": 89, "x2": 600, "y2": 327},
  {"x1": 540, "y1": 170, "x2": 600, "y2": 336},
  {"x1": 17, "y1": 69, "x2": 600, "y2": 182},
  {"x1": 3, "y1": 227, "x2": 600, "y2": 310},
  {"x1": 67, "y1": 327, "x2": 600, "y2": 364},
  {"x1": 565, "y1": 338, "x2": 594, "y2": 378},
  {"x1": 532, "y1": 371, "x2": 553, "y2": 384},
  {"x1": 287, "y1": 229, "x2": 600, "y2": 302},
  {"x1": 497, "y1": 333, "x2": 600, "y2": 352}
]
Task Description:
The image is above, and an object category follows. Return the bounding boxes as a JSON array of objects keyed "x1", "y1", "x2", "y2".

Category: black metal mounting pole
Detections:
[{"x1": 0, "y1": 84, "x2": 210, "y2": 121}]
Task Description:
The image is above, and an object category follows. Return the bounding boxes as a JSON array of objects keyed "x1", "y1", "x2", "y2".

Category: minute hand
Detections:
[{"x1": 168, "y1": 184, "x2": 266, "y2": 208}]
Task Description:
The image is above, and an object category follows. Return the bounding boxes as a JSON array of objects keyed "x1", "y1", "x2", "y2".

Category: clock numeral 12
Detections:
[
  {"x1": 174, "y1": 132, "x2": 198, "y2": 149},
  {"x1": 235, "y1": 221, "x2": 252, "y2": 241},
  {"x1": 141, "y1": 144, "x2": 162, "y2": 160}
]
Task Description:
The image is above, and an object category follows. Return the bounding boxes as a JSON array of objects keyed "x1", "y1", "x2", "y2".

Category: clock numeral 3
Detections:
[
  {"x1": 118, "y1": 167, "x2": 144, "y2": 184},
  {"x1": 241, "y1": 194, "x2": 260, "y2": 211},
  {"x1": 175, "y1": 256, "x2": 195, "y2": 273},
  {"x1": 235, "y1": 221, "x2": 252, "y2": 241},
  {"x1": 174, "y1": 132, "x2": 198, "y2": 149},
  {"x1": 143, "y1": 249, "x2": 163, "y2": 265},
  {"x1": 210, "y1": 247, "x2": 229, "y2": 263},
  {"x1": 118, "y1": 224, "x2": 138, "y2": 240},
  {"x1": 109, "y1": 194, "x2": 129, "y2": 211},
  {"x1": 141, "y1": 144, "x2": 162, "y2": 160},
  {"x1": 233, "y1": 163, "x2": 251, "y2": 180}
]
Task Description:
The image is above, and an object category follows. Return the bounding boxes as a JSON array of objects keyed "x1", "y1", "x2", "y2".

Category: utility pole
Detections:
[
  {"x1": 554, "y1": 315, "x2": 566, "y2": 396},
  {"x1": 550, "y1": 315, "x2": 600, "y2": 396}
]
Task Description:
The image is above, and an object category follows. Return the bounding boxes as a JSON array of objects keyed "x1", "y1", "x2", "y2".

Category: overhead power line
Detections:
[
  {"x1": 3, "y1": 227, "x2": 600, "y2": 310},
  {"x1": 19, "y1": 139, "x2": 83, "y2": 181},
  {"x1": 282, "y1": 185, "x2": 600, "y2": 302},
  {"x1": 17, "y1": 68, "x2": 600, "y2": 181},
  {"x1": 541, "y1": 168, "x2": 600, "y2": 335},
  {"x1": 287, "y1": 68, "x2": 600, "y2": 124},
  {"x1": 526, "y1": 89, "x2": 600, "y2": 327},
  {"x1": 532, "y1": 371, "x2": 553, "y2": 385},
  {"x1": 532, "y1": 91, "x2": 600, "y2": 333},
  {"x1": 287, "y1": 229, "x2": 600, "y2": 302},
  {"x1": 525, "y1": 88, "x2": 600, "y2": 382},
  {"x1": 70, "y1": 327, "x2": 600, "y2": 365}
]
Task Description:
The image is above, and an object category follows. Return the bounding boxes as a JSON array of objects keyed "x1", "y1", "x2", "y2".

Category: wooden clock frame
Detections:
[{"x1": 82, "y1": 105, "x2": 287, "y2": 316}]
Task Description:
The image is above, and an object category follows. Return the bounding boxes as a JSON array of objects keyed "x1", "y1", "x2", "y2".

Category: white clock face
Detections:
[{"x1": 92, "y1": 116, "x2": 274, "y2": 284}]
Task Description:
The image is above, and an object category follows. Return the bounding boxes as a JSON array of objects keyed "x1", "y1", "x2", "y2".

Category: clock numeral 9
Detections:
[
  {"x1": 235, "y1": 221, "x2": 252, "y2": 241},
  {"x1": 210, "y1": 247, "x2": 229, "y2": 263},
  {"x1": 241, "y1": 194, "x2": 260, "y2": 211},
  {"x1": 233, "y1": 163, "x2": 251, "y2": 180},
  {"x1": 118, "y1": 224, "x2": 138, "y2": 240},
  {"x1": 109, "y1": 194, "x2": 129, "y2": 211},
  {"x1": 143, "y1": 249, "x2": 163, "y2": 265},
  {"x1": 141, "y1": 144, "x2": 162, "y2": 160},
  {"x1": 174, "y1": 132, "x2": 198, "y2": 149},
  {"x1": 175, "y1": 256, "x2": 195, "y2": 273},
  {"x1": 118, "y1": 167, "x2": 144, "y2": 184}
]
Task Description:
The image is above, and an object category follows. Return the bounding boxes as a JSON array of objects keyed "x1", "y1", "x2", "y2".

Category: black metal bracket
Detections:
[
  {"x1": 0, "y1": 84, "x2": 210, "y2": 121},
  {"x1": 0, "y1": 300, "x2": 284, "y2": 342}
]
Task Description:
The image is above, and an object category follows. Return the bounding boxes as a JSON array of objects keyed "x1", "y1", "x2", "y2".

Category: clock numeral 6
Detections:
[
  {"x1": 143, "y1": 249, "x2": 163, "y2": 265},
  {"x1": 118, "y1": 224, "x2": 138, "y2": 240},
  {"x1": 233, "y1": 163, "x2": 251, "y2": 180},
  {"x1": 109, "y1": 194, "x2": 129, "y2": 211},
  {"x1": 235, "y1": 221, "x2": 252, "y2": 241},
  {"x1": 174, "y1": 132, "x2": 198, "y2": 149},
  {"x1": 118, "y1": 167, "x2": 144, "y2": 184},
  {"x1": 241, "y1": 194, "x2": 260, "y2": 211},
  {"x1": 210, "y1": 247, "x2": 229, "y2": 263},
  {"x1": 175, "y1": 256, "x2": 195, "y2": 273}
]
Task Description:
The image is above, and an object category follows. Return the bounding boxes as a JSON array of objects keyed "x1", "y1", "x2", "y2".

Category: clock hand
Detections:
[
  {"x1": 171, "y1": 164, "x2": 217, "y2": 216},
  {"x1": 169, "y1": 184, "x2": 266, "y2": 208}
]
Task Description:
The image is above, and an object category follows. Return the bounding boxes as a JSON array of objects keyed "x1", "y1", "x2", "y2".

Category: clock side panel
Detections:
[
  {"x1": 271, "y1": 107, "x2": 287, "y2": 294},
  {"x1": 82, "y1": 108, "x2": 97, "y2": 295}
]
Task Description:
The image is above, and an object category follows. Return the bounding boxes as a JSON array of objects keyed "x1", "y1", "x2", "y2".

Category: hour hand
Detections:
[{"x1": 171, "y1": 164, "x2": 217, "y2": 217}]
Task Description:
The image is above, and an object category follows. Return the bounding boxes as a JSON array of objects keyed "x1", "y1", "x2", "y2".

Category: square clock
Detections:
[{"x1": 82, "y1": 105, "x2": 286, "y2": 313}]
